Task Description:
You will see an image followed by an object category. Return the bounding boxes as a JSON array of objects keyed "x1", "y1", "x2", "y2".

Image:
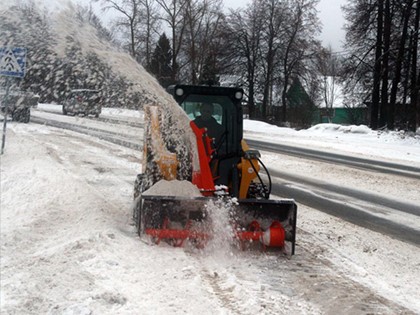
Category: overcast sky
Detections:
[
  {"x1": 225, "y1": 0, "x2": 347, "y2": 52},
  {"x1": 316, "y1": 0, "x2": 347, "y2": 51}
]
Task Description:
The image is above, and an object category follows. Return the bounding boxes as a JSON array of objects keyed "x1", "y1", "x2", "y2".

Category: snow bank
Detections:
[
  {"x1": 244, "y1": 120, "x2": 420, "y2": 165},
  {"x1": 308, "y1": 123, "x2": 371, "y2": 134}
]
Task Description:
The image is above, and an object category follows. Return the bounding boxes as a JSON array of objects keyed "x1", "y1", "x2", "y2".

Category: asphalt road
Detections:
[
  {"x1": 246, "y1": 139, "x2": 420, "y2": 180},
  {"x1": 30, "y1": 110, "x2": 420, "y2": 246}
]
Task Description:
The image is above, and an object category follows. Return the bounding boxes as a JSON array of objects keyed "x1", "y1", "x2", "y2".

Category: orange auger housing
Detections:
[{"x1": 133, "y1": 85, "x2": 297, "y2": 255}]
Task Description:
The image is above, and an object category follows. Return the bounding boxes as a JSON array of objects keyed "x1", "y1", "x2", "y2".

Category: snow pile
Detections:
[
  {"x1": 244, "y1": 119, "x2": 297, "y2": 135},
  {"x1": 143, "y1": 179, "x2": 202, "y2": 197},
  {"x1": 308, "y1": 123, "x2": 371, "y2": 134}
]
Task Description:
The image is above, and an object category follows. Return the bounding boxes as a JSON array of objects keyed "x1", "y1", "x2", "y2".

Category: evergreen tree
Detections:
[
  {"x1": 200, "y1": 53, "x2": 220, "y2": 86},
  {"x1": 149, "y1": 33, "x2": 173, "y2": 88},
  {"x1": 286, "y1": 78, "x2": 316, "y2": 127}
]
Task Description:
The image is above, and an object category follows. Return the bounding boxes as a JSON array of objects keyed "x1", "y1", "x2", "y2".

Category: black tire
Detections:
[
  {"x1": 11, "y1": 108, "x2": 30, "y2": 123},
  {"x1": 11, "y1": 110, "x2": 18, "y2": 121},
  {"x1": 133, "y1": 174, "x2": 146, "y2": 230},
  {"x1": 22, "y1": 108, "x2": 30, "y2": 123},
  {"x1": 133, "y1": 196, "x2": 142, "y2": 235},
  {"x1": 133, "y1": 174, "x2": 146, "y2": 200}
]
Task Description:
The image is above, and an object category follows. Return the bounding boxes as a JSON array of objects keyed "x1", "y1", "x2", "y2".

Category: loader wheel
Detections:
[
  {"x1": 133, "y1": 174, "x2": 147, "y2": 232},
  {"x1": 134, "y1": 174, "x2": 146, "y2": 199},
  {"x1": 133, "y1": 196, "x2": 142, "y2": 234},
  {"x1": 22, "y1": 108, "x2": 30, "y2": 123},
  {"x1": 11, "y1": 110, "x2": 18, "y2": 121},
  {"x1": 11, "y1": 108, "x2": 30, "y2": 123},
  {"x1": 12, "y1": 109, "x2": 23, "y2": 121}
]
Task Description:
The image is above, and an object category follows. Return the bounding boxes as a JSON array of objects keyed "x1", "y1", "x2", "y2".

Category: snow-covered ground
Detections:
[{"x1": 1, "y1": 106, "x2": 420, "y2": 314}]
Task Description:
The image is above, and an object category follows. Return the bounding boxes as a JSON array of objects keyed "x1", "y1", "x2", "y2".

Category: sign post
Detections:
[{"x1": 0, "y1": 47, "x2": 27, "y2": 154}]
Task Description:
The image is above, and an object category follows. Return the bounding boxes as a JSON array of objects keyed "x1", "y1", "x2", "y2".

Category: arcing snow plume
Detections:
[{"x1": 52, "y1": 4, "x2": 200, "y2": 174}]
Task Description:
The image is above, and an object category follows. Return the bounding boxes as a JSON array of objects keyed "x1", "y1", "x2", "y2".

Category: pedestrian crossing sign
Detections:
[{"x1": 0, "y1": 47, "x2": 27, "y2": 78}]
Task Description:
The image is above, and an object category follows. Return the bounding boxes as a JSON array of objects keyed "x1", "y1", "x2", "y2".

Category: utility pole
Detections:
[
  {"x1": 1, "y1": 77, "x2": 11, "y2": 154},
  {"x1": 0, "y1": 47, "x2": 27, "y2": 154}
]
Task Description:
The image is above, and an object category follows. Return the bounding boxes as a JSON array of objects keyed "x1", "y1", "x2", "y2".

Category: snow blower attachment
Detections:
[
  {"x1": 133, "y1": 85, "x2": 297, "y2": 254},
  {"x1": 137, "y1": 196, "x2": 296, "y2": 252}
]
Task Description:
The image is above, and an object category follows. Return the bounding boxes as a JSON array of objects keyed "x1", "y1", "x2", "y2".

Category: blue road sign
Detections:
[{"x1": 0, "y1": 47, "x2": 27, "y2": 78}]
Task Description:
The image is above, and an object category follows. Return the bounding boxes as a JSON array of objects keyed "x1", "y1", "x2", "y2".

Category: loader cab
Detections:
[{"x1": 168, "y1": 84, "x2": 245, "y2": 188}]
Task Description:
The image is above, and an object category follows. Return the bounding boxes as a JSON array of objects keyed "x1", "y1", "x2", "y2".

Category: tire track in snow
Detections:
[{"x1": 194, "y1": 253, "x2": 322, "y2": 315}]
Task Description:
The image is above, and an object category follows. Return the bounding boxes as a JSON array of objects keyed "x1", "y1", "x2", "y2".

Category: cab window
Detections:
[{"x1": 180, "y1": 99, "x2": 223, "y2": 124}]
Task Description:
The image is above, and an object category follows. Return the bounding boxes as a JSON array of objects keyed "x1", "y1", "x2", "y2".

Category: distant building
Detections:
[{"x1": 316, "y1": 76, "x2": 368, "y2": 125}]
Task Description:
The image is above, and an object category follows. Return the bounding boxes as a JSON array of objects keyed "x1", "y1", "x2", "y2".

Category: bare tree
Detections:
[
  {"x1": 389, "y1": 0, "x2": 414, "y2": 129},
  {"x1": 156, "y1": 0, "x2": 188, "y2": 81},
  {"x1": 94, "y1": 0, "x2": 142, "y2": 59},
  {"x1": 379, "y1": 0, "x2": 391, "y2": 127},
  {"x1": 259, "y1": 0, "x2": 287, "y2": 120},
  {"x1": 410, "y1": 1, "x2": 420, "y2": 131},
  {"x1": 343, "y1": 0, "x2": 419, "y2": 131},
  {"x1": 342, "y1": 0, "x2": 381, "y2": 125},
  {"x1": 94, "y1": 0, "x2": 161, "y2": 67},
  {"x1": 182, "y1": 0, "x2": 223, "y2": 84},
  {"x1": 223, "y1": 0, "x2": 320, "y2": 123},
  {"x1": 225, "y1": 2, "x2": 264, "y2": 119},
  {"x1": 318, "y1": 46, "x2": 341, "y2": 122},
  {"x1": 371, "y1": 0, "x2": 384, "y2": 130},
  {"x1": 276, "y1": 0, "x2": 320, "y2": 123},
  {"x1": 137, "y1": 0, "x2": 161, "y2": 68}
]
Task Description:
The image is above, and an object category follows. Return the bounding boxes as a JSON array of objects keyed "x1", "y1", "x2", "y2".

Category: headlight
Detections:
[
  {"x1": 235, "y1": 91, "x2": 243, "y2": 100},
  {"x1": 175, "y1": 88, "x2": 184, "y2": 96}
]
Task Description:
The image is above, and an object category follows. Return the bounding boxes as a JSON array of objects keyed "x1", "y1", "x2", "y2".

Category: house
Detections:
[{"x1": 316, "y1": 76, "x2": 368, "y2": 125}]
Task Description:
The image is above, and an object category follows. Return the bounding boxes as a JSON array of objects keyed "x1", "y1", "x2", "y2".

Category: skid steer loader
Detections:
[{"x1": 133, "y1": 84, "x2": 297, "y2": 254}]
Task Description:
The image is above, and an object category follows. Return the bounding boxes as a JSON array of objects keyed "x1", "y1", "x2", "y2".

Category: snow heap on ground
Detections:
[
  {"x1": 309, "y1": 123, "x2": 371, "y2": 134},
  {"x1": 143, "y1": 180, "x2": 202, "y2": 197}
]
